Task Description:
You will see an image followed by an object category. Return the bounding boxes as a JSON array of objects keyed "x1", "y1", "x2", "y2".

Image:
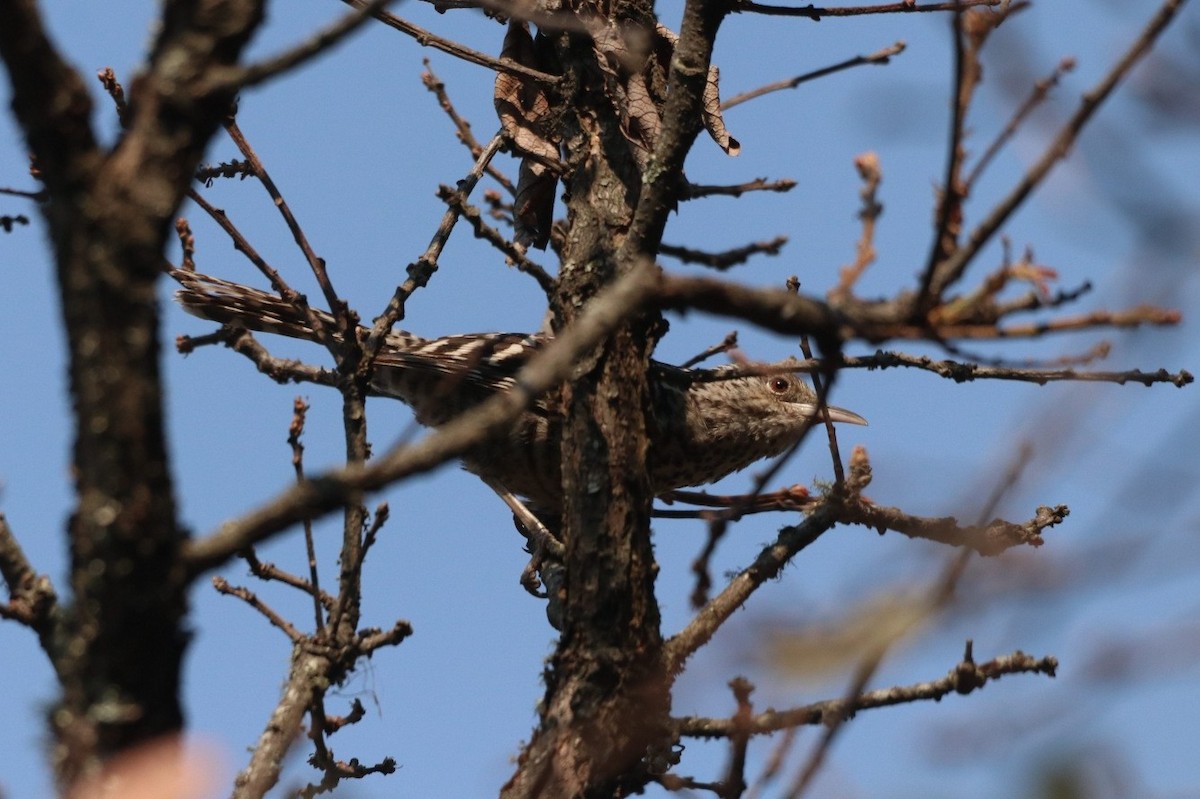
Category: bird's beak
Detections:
[{"x1": 819, "y1": 404, "x2": 868, "y2": 426}]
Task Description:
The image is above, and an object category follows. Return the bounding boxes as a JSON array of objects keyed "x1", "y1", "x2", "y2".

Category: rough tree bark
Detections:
[
  {"x1": 0, "y1": 0, "x2": 265, "y2": 786},
  {"x1": 503, "y1": 2, "x2": 730, "y2": 796}
]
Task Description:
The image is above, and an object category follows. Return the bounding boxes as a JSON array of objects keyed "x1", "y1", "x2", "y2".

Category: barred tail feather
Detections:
[{"x1": 172, "y1": 270, "x2": 335, "y2": 343}]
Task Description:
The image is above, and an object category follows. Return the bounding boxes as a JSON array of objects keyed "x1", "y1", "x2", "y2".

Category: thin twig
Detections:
[
  {"x1": 676, "y1": 350, "x2": 1191, "y2": 388},
  {"x1": 175, "y1": 219, "x2": 196, "y2": 271},
  {"x1": 678, "y1": 331, "x2": 739, "y2": 369},
  {"x1": 721, "y1": 42, "x2": 905, "y2": 110},
  {"x1": 837, "y1": 498, "x2": 1065, "y2": 555},
  {"x1": 0, "y1": 514, "x2": 60, "y2": 652},
  {"x1": 241, "y1": 550, "x2": 336, "y2": 611},
  {"x1": 362, "y1": 132, "x2": 506, "y2": 363},
  {"x1": 175, "y1": 326, "x2": 339, "y2": 388},
  {"x1": 683, "y1": 178, "x2": 796, "y2": 199},
  {"x1": 213, "y1": 577, "x2": 305, "y2": 642},
  {"x1": 339, "y1": 0, "x2": 560, "y2": 86},
  {"x1": 212, "y1": 0, "x2": 395, "y2": 90},
  {"x1": 0, "y1": 186, "x2": 44, "y2": 200},
  {"x1": 831, "y1": 152, "x2": 882, "y2": 298},
  {"x1": 656, "y1": 485, "x2": 813, "y2": 518},
  {"x1": 359, "y1": 503, "x2": 390, "y2": 569},
  {"x1": 222, "y1": 119, "x2": 343, "y2": 321},
  {"x1": 422, "y1": 59, "x2": 516, "y2": 195},
  {"x1": 183, "y1": 191, "x2": 303, "y2": 304},
  {"x1": 835, "y1": 351, "x2": 1193, "y2": 387},
  {"x1": 674, "y1": 648, "x2": 1058, "y2": 738},
  {"x1": 800, "y1": 336, "x2": 846, "y2": 487},
  {"x1": 95, "y1": 67, "x2": 131, "y2": 129},
  {"x1": 287, "y1": 397, "x2": 326, "y2": 631},
  {"x1": 660, "y1": 236, "x2": 788, "y2": 269},
  {"x1": 733, "y1": 0, "x2": 1002, "y2": 18},
  {"x1": 436, "y1": 183, "x2": 556, "y2": 293},
  {"x1": 927, "y1": 0, "x2": 1190, "y2": 298},
  {"x1": 720, "y1": 678, "x2": 754, "y2": 799},
  {"x1": 966, "y1": 57, "x2": 1076, "y2": 187},
  {"x1": 917, "y1": 1, "x2": 971, "y2": 311}
]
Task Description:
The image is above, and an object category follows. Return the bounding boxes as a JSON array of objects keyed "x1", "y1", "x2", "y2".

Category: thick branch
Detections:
[
  {"x1": 621, "y1": 0, "x2": 732, "y2": 261},
  {"x1": 3, "y1": 0, "x2": 267, "y2": 782}
]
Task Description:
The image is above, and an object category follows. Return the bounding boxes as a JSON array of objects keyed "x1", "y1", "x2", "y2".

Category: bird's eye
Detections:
[{"x1": 768, "y1": 376, "x2": 791, "y2": 395}]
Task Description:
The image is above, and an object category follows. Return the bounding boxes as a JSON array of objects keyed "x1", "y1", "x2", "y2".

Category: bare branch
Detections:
[
  {"x1": 733, "y1": 0, "x2": 1003, "y2": 19},
  {"x1": 241, "y1": 549, "x2": 336, "y2": 612},
  {"x1": 435, "y1": 183, "x2": 556, "y2": 293},
  {"x1": 362, "y1": 133, "x2": 506, "y2": 363},
  {"x1": 658, "y1": 269, "x2": 1184, "y2": 347},
  {"x1": 0, "y1": 186, "x2": 45, "y2": 200},
  {"x1": 678, "y1": 330, "x2": 739, "y2": 369},
  {"x1": 176, "y1": 326, "x2": 339, "y2": 388},
  {"x1": 655, "y1": 485, "x2": 814, "y2": 518},
  {"x1": 721, "y1": 41, "x2": 905, "y2": 110},
  {"x1": 184, "y1": 191, "x2": 304, "y2": 303},
  {"x1": 212, "y1": 0, "x2": 395, "y2": 90},
  {"x1": 831, "y1": 152, "x2": 883, "y2": 298},
  {"x1": 836, "y1": 498, "x2": 1068, "y2": 555},
  {"x1": 422, "y1": 59, "x2": 516, "y2": 194},
  {"x1": 660, "y1": 235, "x2": 788, "y2": 270},
  {"x1": 683, "y1": 177, "x2": 796, "y2": 199},
  {"x1": 927, "y1": 0, "x2": 1191, "y2": 298},
  {"x1": 232, "y1": 649, "x2": 331, "y2": 799},
  {"x1": 212, "y1": 577, "x2": 305, "y2": 642},
  {"x1": 836, "y1": 351, "x2": 1193, "y2": 387},
  {"x1": 664, "y1": 501, "x2": 840, "y2": 676},
  {"x1": 0, "y1": 514, "x2": 60, "y2": 656},
  {"x1": 674, "y1": 648, "x2": 1058, "y2": 737},
  {"x1": 220, "y1": 119, "x2": 346, "y2": 331},
  {"x1": 966, "y1": 56, "x2": 1076, "y2": 187},
  {"x1": 338, "y1": 0, "x2": 560, "y2": 86}
]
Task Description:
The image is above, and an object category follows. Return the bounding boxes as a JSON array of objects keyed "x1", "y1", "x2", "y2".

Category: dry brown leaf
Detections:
[
  {"x1": 623, "y1": 72, "x2": 660, "y2": 168},
  {"x1": 655, "y1": 23, "x2": 740, "y2": 157},
  {"x1": 495, "y1": 21, "x2": 559, "y2": 249},
  {"x1": 588, "y1": 20, "x2": 659, "y2": 167},
  {"x1": 514, "y1": 159, "x2": 556, "y2": 250},
  {"x1": 590, "y1": 20, "x2": 626, "y2": 84},
  {"x1": 702, "y1": 65, "x2": 741, "y2": 156},
  {"x1": 654, "y1": 21, "x2": 678, "y2": 48},
  {"x1": 494, "y1": 22, "x2": 558, "y2": 163}
]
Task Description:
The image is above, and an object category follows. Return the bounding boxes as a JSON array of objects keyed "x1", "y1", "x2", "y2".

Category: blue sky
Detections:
[{"x1": 3, "y1": 1, "x2": 1199, "y2": 797}]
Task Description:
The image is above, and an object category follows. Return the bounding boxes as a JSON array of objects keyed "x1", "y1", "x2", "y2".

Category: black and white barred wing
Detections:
[
  {"x1": 371, "y1": 331, "x2": 550, "y2": 426},
  {"x1": 173, "y1": 269, "x2": 551, "y2": 425}
]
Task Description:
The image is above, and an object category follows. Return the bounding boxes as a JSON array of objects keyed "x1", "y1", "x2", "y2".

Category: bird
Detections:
[{"x1": 172, "y1": 270, "x2": 866, "y2": 512}]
